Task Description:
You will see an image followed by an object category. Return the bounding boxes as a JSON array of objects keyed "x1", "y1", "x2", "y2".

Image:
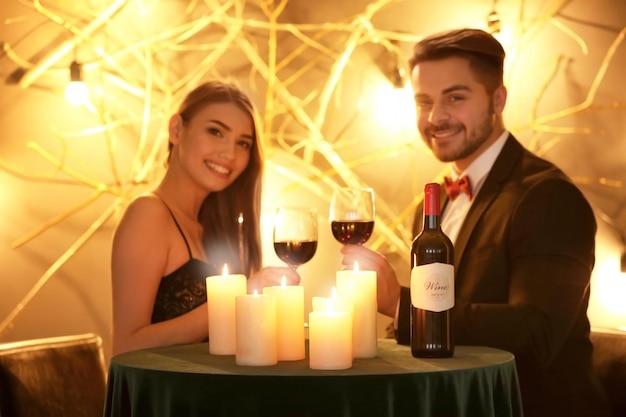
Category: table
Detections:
[{"x1": 103, "y1": 339, "x2": 523, "y2": 417}]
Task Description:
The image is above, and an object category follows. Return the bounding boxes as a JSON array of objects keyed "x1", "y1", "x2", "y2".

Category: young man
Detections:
[{"x1": 341, "y1": 28, "x2": 610, "y2": 417}]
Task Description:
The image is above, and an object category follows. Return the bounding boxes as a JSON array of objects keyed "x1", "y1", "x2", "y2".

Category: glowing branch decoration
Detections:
[
  {"x1": 525, "y1": 26, "x2": 626, "y2": 131},
  {"x1": 17, "y1": 0, "x2": 127, "y2": 89},
  {"x1": 0, "y1": 0, "x2": 624, "y2": 335},
  {"x1": 0, "y1": 204, "x2": 117, "y2": 334}
]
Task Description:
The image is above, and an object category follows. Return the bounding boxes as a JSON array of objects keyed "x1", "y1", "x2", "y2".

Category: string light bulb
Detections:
[
  {"x1": 486, "y1": 9, "x2": 501, "y2": 34},
  {"x1": 64, "y1": 60, "x2": 89, "y2": 106},
  {"x1": 388, "y1": 42, "x2": 407, "y2": 89},
  {"x1": 486, "y1": 0, "x2": 501, "y2": 34},
  {"x1": 390, "y1": 65, "x2": 407, "y2": 89}
]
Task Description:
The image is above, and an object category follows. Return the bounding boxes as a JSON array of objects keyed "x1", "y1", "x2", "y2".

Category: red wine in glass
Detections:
[
  {"x1": 273, "y1": 206, "x2": 318, "y2": 270},
  {"x1": 330, "y1": 220, "x2": 374, "y2": 245},
  {"x1": 273, "y1": 240, "x2": 318, "y2": 268},
  {"x1": 329, "y1": 187, "x2": 375, "y2": 245}
]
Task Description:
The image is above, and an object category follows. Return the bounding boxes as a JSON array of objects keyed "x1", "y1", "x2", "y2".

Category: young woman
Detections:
[{"x1": 111, "y1": 80, "x2": 298, "y2": 355}]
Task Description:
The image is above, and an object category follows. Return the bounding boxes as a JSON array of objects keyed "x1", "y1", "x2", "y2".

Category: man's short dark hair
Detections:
[{"x1": 408, "y1": 28, "x2": 505, "y2": 93}]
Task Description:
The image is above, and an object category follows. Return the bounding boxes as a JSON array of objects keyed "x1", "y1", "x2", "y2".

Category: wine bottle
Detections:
[{"x1": 410, "y1": 182, "x2": 455, "y2": 358}]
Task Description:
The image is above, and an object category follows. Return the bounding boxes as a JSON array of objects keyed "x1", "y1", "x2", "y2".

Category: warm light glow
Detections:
[
  {"x1": 64, "y1": 60, "x2": 89, "y2": 106},
  {"x1": 136, "y1": 0, "x2": 156, "y2": 15},
  {"x1": 222, "y1": 264, "x2": 229, "y2": 276},
  {"x1": 371, "y1": 82, "x2": 416, "y2": 134},
  {"x1": 1, "y1": 0, "x2": 624, "y2": 348},
  {"x1": 590, "y1": 258, "x2": 626, "y2": 318},
  {"x1": 281, "y1": 275, "x2": 287, "y2": 287},
  {"x1": 64, "y1": 81, "x2": 89, "y2": 106},
  {"x1": 353, "y1": 261, "x2": 359, "y2": 272},
  {"x1": 588, "y1": 234, "x2": 626, "y2": 331}
]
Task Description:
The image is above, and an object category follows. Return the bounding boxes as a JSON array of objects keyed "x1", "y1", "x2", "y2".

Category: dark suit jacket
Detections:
[{"x1": 397, "y1": 135, "x2": 611, "y2": 417}]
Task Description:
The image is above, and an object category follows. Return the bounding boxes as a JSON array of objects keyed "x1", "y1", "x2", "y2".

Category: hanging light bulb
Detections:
[
  {"x1": 390, "y1": 65, "x2": 407, "y2": 89},
  {"x1": 388, "y1": 42, "x2": 407, "y2": 89},
  {"x1": 486, "y1": 10, "x2": 501, "y2": 34},
  {"x1": 64, "y1": 60, "x2": 89, "y2": 106},
  {"x1": 485, "y1": 0, "x2": 501, "y2": 35}
]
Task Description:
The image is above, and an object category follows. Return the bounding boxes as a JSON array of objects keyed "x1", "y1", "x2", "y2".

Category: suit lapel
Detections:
[
  {"x1": 440, "y1": 182, "x2": 449, "y2": 214},
  {"x1": 411, "y1": 134, "x2": 525, "y2": 265},
  {"x1": 453, "y1": 134, "x2": 524, "y2": 267}
]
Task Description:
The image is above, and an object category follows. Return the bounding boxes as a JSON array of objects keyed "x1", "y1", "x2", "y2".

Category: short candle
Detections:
[
  {"x1": 235, "y1": 290, "x2": 278, "y2": 366},
  {"x1": 308, "y1": 300, "x2": 352, "y2": 370}
]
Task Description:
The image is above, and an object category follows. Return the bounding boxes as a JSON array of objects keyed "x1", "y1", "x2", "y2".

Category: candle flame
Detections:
[
  {"x1": 353, "y1": 261, "x2": 359, "y2": 272},
  {"x1": 253, "y1": 289, "x2": 259, "y2": 296},
  {"x1": 222, "y1": 264, "x2": 229, "y2": 276},
  {"x1": 281, "y1": 275, "x2": 287, "y2": 287},
  {"x1": 238, "y1": 212, "x2": 244, "y2": 224}
]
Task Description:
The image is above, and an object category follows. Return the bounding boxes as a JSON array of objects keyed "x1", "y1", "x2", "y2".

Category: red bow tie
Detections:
[{"x1": 444, "y1": 175, "x2": 473, "y2": 201}]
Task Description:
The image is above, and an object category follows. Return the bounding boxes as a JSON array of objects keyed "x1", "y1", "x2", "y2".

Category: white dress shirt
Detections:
[{"x1": 441, "y1": 130, "x2": 509, "y2": 244}]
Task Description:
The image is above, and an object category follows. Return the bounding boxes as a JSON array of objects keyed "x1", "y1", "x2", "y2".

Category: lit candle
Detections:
[
  {"x1": 235, "y1": 290, "x2": 278, "y2": 366},
  {"x1": 308, "y1": 300, "x2": 352, "y2": 370},
  {"x1": 206, "y1": 264, "x2": 247, "y2": 355},
  {"x1": 262, "y1": 276, "x2": 305, "y2": 360},
  {"x1": 311, "y1": 287, "x2": 354, "y2": 315},
  {"x1": 336, "y1": 262, "x2": 377, "y2": 358},
  {"x1": 237, "y1": 212, "x2": 245, "y2": 266}
]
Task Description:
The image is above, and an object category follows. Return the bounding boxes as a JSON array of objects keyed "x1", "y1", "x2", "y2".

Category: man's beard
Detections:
[{"x1": 424, "y1": 102, "x2": 495, "y2": 163}]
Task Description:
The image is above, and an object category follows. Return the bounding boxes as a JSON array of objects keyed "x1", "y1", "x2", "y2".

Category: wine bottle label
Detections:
[{"x1": 410, "y1": 263, "x2": 454, "y2": 312}]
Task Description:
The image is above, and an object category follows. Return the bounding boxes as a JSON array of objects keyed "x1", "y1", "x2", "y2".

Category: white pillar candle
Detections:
[
  {"x1": 206, "y1": 264, "x2": 247, "y2": 355},
  {"x1": 308, "y1": 304, "x2": 352, "y2": 370},
  {"x1": 235, "y1": 291, "x2": 278, "y2": 366},
  {"x1": 336, "y1": 263, "x2": 377, "y2": 358},
  {"x1": 262, "y1": 277, "x2": 305, "y2": 360}
]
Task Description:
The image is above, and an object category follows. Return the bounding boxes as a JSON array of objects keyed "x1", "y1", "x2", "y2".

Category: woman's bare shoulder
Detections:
[{"x1": 115, "y1": 193, "x2": 171, "y2": 234}]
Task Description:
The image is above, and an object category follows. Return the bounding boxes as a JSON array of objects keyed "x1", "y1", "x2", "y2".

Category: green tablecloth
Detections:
[{"x1": 104, "y1": 339, "x2": 523, "y2": 417}]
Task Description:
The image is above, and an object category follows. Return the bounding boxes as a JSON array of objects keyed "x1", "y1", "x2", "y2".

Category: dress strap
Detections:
[{"x1": 156, "y1": 196, "x2": 193, "y2": 261}]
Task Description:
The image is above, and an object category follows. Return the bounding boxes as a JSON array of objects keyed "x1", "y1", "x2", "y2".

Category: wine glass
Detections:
[
  {"x1": 273, "y1": 206, "x2": 318, "y2": 270},
  {"x1": 329, "y1": 187, "x2": 375, "y2": 245}
]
